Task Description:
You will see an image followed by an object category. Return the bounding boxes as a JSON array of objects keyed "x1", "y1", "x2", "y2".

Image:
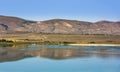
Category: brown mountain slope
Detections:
[
  {"x1": 0, "y1": 15, "x2": 25, "y2": 30},
  {"x1": 0, "y1": 15, "x2": 120, "y2": 35},
  {"x1": 0, "y1": 15, "x2": 36, "y2": 31}
]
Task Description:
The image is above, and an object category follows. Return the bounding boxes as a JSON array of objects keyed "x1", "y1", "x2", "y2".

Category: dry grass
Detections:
[{"x1": 0, "y1": 33, "x2": 120, "y2": 44}]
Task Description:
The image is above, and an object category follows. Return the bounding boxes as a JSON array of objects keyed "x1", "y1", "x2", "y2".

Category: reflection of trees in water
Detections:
[{"x1": 0, "y1": 46, "x2": 120, "y2": 62}]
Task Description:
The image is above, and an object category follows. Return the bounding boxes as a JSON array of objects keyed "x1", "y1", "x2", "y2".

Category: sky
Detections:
[{"x1": 0, "y1": 0, "x2": 120, "y2": 22}]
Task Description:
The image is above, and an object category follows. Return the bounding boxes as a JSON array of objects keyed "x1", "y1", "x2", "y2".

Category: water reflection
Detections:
[{"x1": 0, "y1": 44, "x2": 120, "y2": 62}]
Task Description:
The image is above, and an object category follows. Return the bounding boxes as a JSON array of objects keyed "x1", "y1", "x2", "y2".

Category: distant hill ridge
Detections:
[{"x1": 0, "y1": 15, "x2": 120, "y2": 35}]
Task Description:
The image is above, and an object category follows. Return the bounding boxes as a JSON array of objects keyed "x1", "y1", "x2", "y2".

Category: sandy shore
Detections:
[{"x1": 68, "y1": 44, "x2": 120, "y2": 46}]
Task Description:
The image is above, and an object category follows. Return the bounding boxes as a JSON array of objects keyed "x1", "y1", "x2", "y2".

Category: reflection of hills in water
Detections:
[{"x1": 0, "y1": 44, "x2": 120, "y2": 62}]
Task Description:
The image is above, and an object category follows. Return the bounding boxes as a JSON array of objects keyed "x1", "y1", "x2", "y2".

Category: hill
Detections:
[{"x1": 0, "y1": 15, "x2": 120, "y2": 35}]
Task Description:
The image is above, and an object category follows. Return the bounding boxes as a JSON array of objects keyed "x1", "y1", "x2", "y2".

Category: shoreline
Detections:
[
  {"x1": 68, "y1": 44, "x2": 120, "y2": 46},
  {"x1": 0, "y1": 42, "x2": 120, "y2": 46}
]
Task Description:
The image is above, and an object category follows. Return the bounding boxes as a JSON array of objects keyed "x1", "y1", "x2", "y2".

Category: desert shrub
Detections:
[
  {"x1": 89, "y1": 41, "x2": 95, "y2": 44},
  {"x1": 0, "y1": 39, "x2": 13, "y2": 43}
]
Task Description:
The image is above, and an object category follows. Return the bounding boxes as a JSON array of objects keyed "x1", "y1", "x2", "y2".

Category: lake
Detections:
[{"x1": 0, "y1": 44, "x2": 120, "y2": 72}]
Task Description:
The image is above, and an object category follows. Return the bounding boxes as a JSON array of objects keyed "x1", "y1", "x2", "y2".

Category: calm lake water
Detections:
[{"x1": 0, "y1": 44, "x2": 120, "y2": 72}]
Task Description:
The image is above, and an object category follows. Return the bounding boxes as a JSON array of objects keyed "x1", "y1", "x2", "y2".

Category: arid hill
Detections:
[{"x1": 0, "y1": 15, "x2": 120, "y2": 35}]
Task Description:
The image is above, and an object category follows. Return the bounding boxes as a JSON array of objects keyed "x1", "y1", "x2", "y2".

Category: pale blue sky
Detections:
[{"x1": 0, "y1": 0, "x2": 120, "y2": 22}]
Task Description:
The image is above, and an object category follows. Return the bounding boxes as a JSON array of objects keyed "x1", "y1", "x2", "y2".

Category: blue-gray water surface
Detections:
[{"x1": 0, "y1": 44, "x2": 120, "y2": 72}]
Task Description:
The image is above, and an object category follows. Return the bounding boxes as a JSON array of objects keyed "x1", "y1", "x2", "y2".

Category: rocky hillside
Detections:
[{"x1": 0, "y1": 15, "x2": 120, "y2": 35}]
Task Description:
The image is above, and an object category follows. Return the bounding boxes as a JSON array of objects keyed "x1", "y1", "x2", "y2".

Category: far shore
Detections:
[{"x1": 0, "y1": 33, "x2": 120, "y2": 45}]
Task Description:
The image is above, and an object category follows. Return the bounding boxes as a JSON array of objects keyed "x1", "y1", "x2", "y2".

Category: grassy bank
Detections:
[{"x1": 0, "y1": 33, "x2": 120, "y2": 44}]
